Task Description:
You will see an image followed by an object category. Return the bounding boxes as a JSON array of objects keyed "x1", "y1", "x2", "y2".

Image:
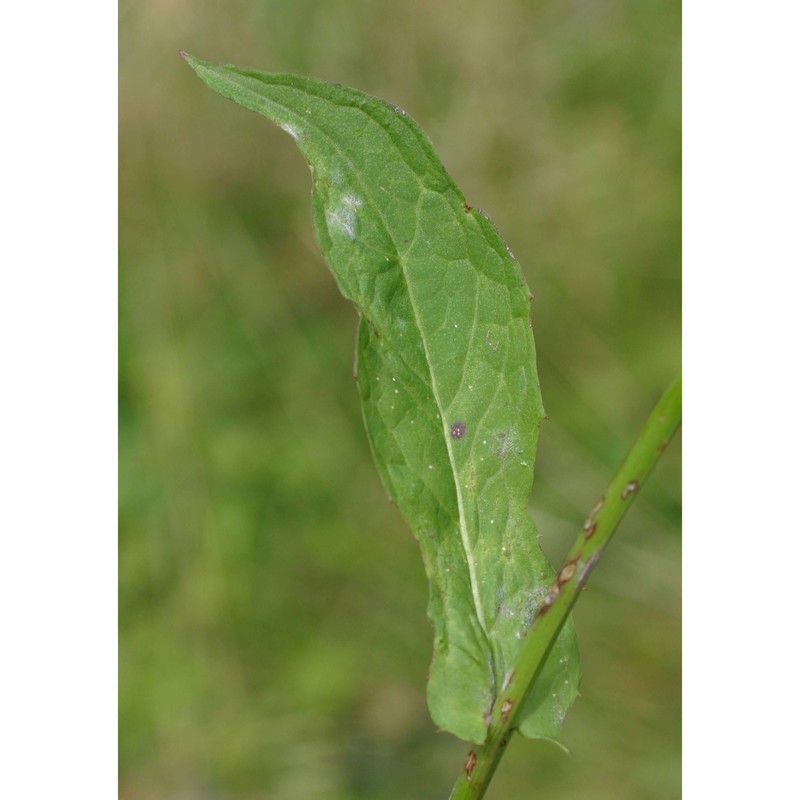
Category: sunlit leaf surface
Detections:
[{"x1": 183, "y1": 54, "x2": 579, "y2": 743}]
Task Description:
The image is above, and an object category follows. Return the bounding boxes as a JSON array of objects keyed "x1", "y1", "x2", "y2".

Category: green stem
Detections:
[{"x1": 448, "y1": 375, "x2": 682, "y2": 800}]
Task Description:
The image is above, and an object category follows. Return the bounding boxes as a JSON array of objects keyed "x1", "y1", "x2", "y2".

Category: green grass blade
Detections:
[{"x1": 182, "y1": 53, "x2": 579, "y2": 744}]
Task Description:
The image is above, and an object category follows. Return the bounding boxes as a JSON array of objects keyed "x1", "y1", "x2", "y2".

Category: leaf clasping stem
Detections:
[{"x1": 448, "y1": 375, "x2": 682, "y2": 799}]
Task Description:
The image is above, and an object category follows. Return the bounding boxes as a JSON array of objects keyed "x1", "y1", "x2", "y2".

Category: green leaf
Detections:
[{"x1": 182, "y1": 53, "x2": 580, "y2": 744}]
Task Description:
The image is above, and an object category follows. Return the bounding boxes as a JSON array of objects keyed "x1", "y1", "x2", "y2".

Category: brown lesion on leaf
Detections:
[
  {"x1": 463, "y1": 202, "x2": 472, "y2": 213},
  {"x1": 465, "y1": 750, "x2": 478, "y2": 781}
]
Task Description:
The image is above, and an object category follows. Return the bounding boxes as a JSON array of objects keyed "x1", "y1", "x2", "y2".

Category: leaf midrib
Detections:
[{"x1": 400, "y1": 224, "x2": 489, "y2": 640}]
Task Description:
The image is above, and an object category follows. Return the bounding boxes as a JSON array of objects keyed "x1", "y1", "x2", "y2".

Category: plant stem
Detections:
[{"x1": 448, "y1": 375, "x2": 682, "y2": 800}]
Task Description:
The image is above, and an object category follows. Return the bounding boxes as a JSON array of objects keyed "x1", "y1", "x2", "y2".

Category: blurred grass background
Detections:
[{"x1": 119, "y1": 1, "x2": 680, "y2": 797}]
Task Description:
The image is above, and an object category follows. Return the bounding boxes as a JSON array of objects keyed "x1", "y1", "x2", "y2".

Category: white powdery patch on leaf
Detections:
[
  {"x1": 278, "y1": 121, "x2": 301, "y2": 141},
  {"x1": 494, "y1": 426, "x2": 524, "y2": 463},
  {"x1": 326, "y1": 193, "x2": 363, "y2": 240}
]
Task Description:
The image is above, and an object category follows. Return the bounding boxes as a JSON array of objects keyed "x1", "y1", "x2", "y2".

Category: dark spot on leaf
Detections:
[{"x1": 451, "y1": 421, "x2": 466, "y2": 439}]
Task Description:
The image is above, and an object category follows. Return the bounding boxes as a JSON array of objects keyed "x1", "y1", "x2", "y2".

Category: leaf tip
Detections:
[{"x1": 179, "y1": 51, "x2": 202, "y2": 72}]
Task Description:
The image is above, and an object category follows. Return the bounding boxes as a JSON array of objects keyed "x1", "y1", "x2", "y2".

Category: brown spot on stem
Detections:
[
  {"x1": 584, "y1": 496, "x2": 604, "y2": 531},
  {"x1": 558, "y1": 562, "x2": 577, "y2": 586},
  {"x1": 536, "y1": 586, "x2": 559, "y2": 618},
  {"x1": 500, "y1": 699, "x2": 514, "y2": 723},
  {"x1": 584, "y1": 522, "x2": 597, "y2": 538},
  {"x1": 465, "y1": 750, "x2": 477, "y2": 780},
  {"x1": 621, "y1": 480, "x2": 639, "y2": 500}
]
